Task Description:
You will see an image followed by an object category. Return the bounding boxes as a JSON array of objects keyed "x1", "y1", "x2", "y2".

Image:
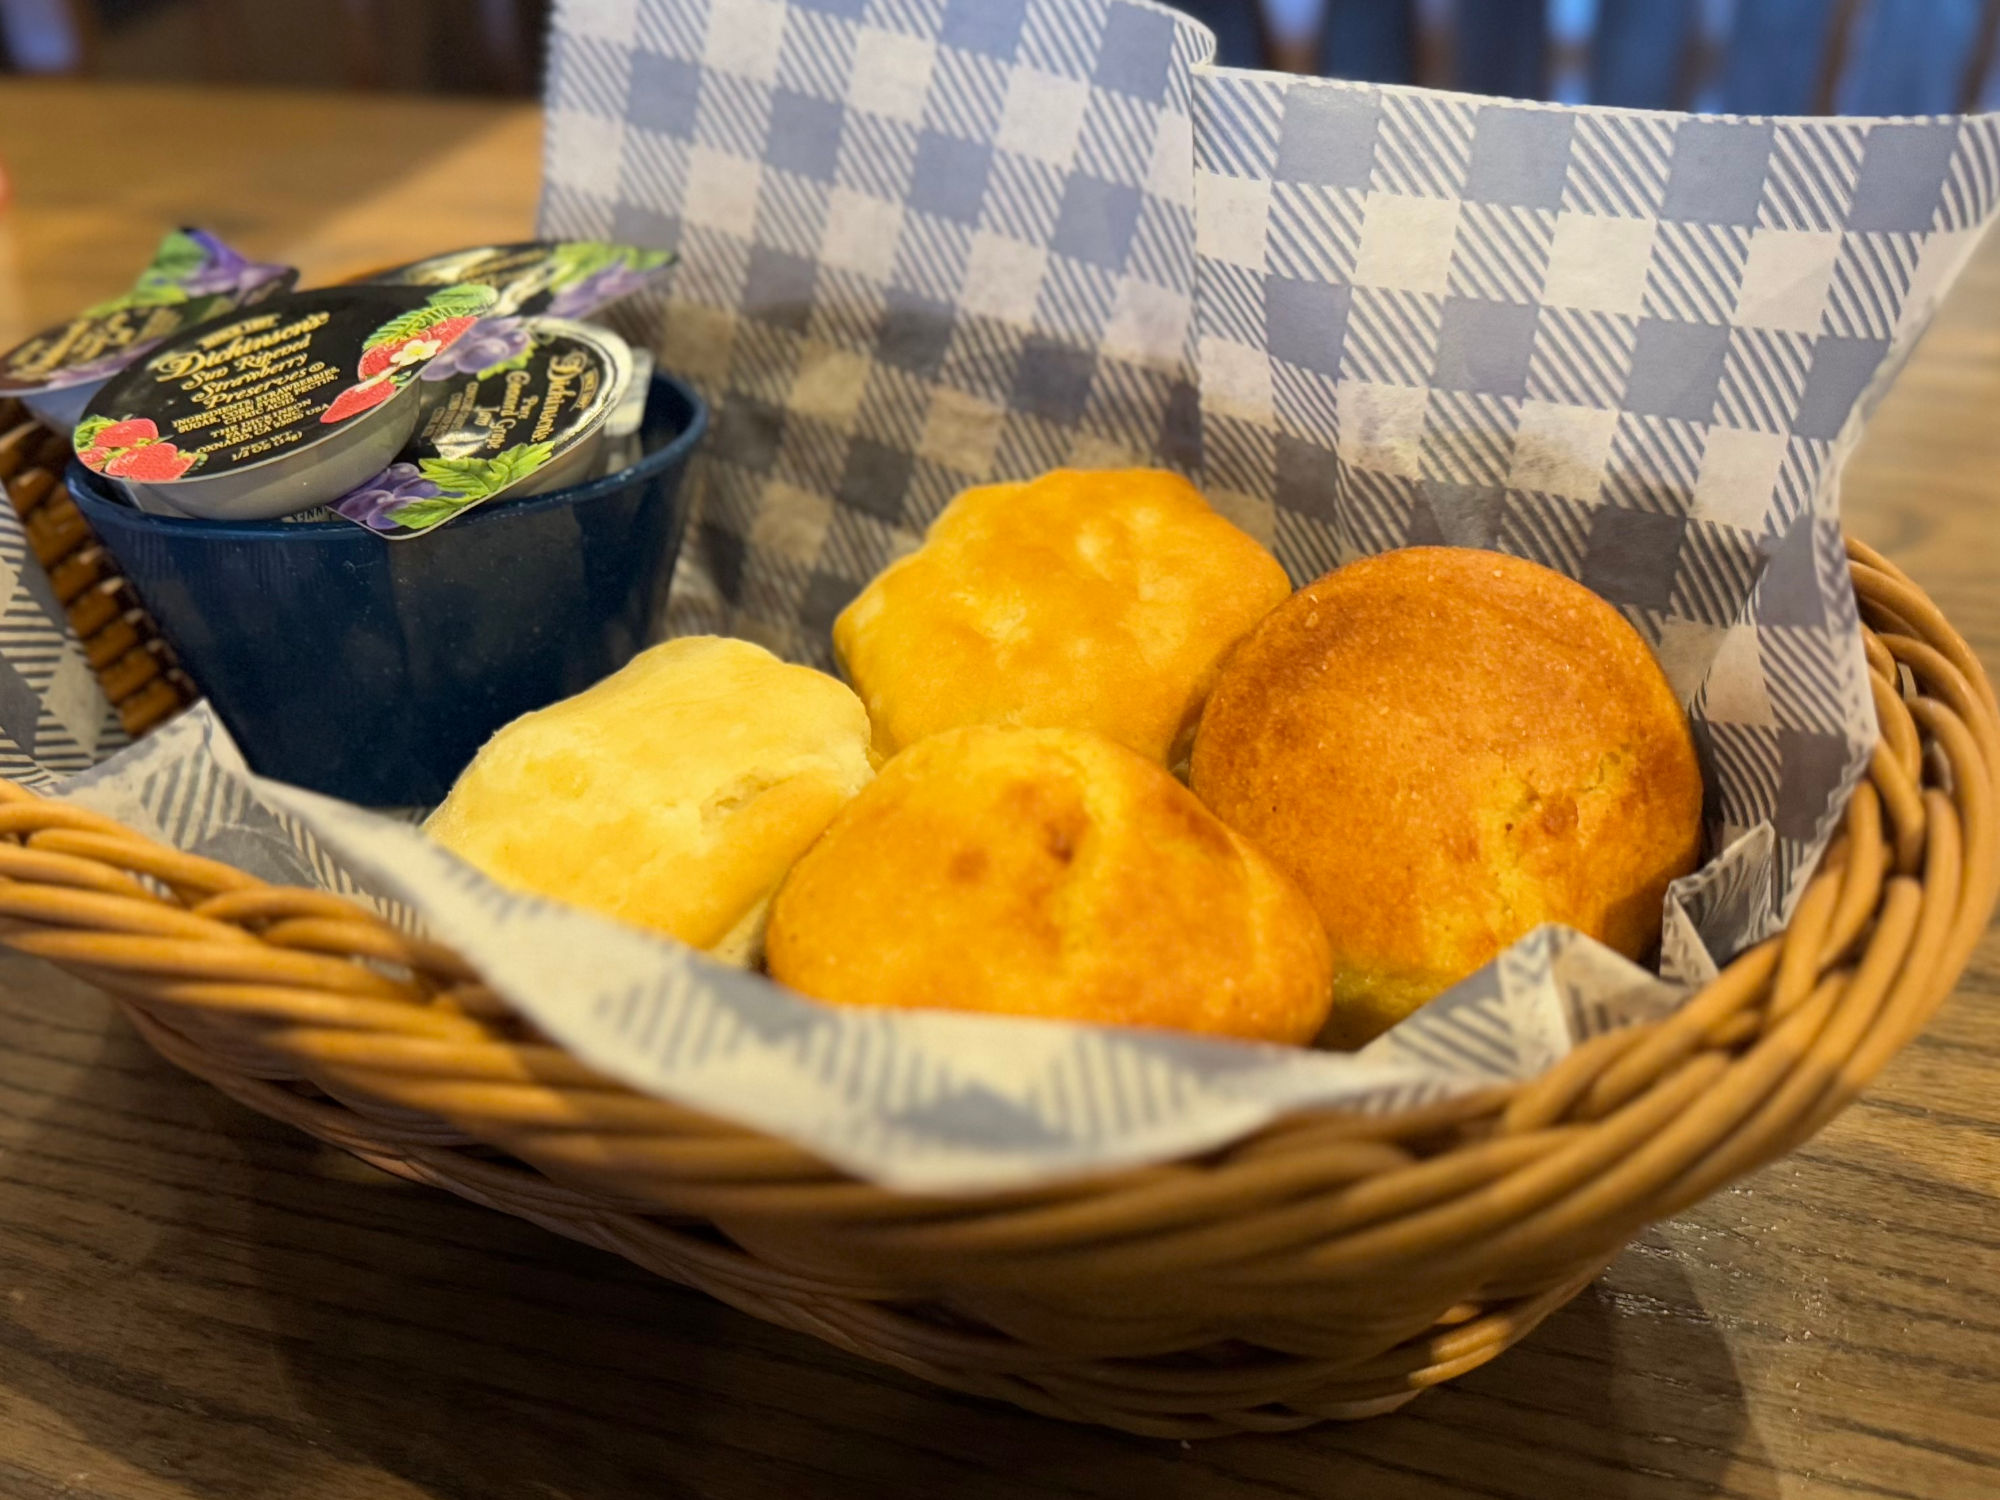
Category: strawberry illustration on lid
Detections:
[
  {"x1": 74, "y1": 412, "x2": 201, "y2": 482},
  {"x1": 321, "y1": 377, "x2": 401, "y2": 424},
  {"x1": 94, "y1": 418, "x2": 159, "y2": 448},
  {"x1": 318, "y1": 289, "x2": 491, "y2": 428},
  {"x1": 102, "y1": 441, "x2": 197, "y2": 482}
]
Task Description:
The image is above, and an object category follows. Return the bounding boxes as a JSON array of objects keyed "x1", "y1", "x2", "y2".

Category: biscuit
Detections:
[
  {"x1": 834, "y1": 468, "x2": 1291, "y2": 765},
  {"x1": 1190, "y1": 547, "x2": 1704, "y2": 1047},
  {"x1": 766, "y1": 725, "x2": 1334, "y2": 1044},
  {"x1": 427, "y1": 635, "x2": 874, "y2": 965}
]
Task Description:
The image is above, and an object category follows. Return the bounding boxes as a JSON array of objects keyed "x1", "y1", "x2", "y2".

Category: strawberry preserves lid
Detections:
[
  {"x1": 330, "y1": 316, "x2": 633, "y2": 539},
  {"x1": 362, "y1": 240, "x2": 674, "y2": 320},
  {"x1": 72, "y1": 282, "x2": 497, "y2": 519}
]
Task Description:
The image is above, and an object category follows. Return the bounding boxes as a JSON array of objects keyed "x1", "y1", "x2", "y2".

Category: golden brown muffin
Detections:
[
  {"x1": 426, "y1": 636, "x2": 873, "y2": 965},
  {"x1": 766, "y1": 726, "x2": 1334, "y2": 1044},
  {"x1": 833, "y1": 468, "x2": 1291, "y2": 765},
  {"x1": 1189, "y1": 547, "x2": 1704, "y2": 1048}
]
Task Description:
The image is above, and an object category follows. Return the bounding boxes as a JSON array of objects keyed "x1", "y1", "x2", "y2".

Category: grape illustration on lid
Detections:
[
  {"x1": 330, "y1": 316, "x2": 634, "y2": 539},
  {"x1": 0, "y1": 228, "x2": 295, "y2": 431},
  {"x1": 363, "y1": 240, "x2": 675, "y2": 319},
  {"x1": 73, "y1": 281, "x2": 498, "y2": 521}
]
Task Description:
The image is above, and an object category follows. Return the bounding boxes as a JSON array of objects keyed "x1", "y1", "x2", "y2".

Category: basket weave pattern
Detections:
[
  {"x1": 0, "y1": 405, "x2": 197, "y2": 738},
  {"x1": 0, "y1": 538, "x2": 1991, "y2": 1438}
]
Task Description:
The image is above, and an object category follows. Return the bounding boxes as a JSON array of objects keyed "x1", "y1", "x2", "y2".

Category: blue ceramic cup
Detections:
[{"x1": 69, "y1": 371, "x2": 708, "y2": 806}]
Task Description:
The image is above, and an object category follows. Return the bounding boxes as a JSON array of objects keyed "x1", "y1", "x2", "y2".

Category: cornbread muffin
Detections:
[
  {"x1": 427, "y1": 636, "x2": 873, "y2": 965},
  {"x1": 833, "y1": 469, "x2": 1291, "y2": 764},
  {"x1": 1189, "y1": 547, "x2": 1703, "y2": 1048},
  {"x1": 765, "y1": 726, "x2": 1333, "y2": 1043}
]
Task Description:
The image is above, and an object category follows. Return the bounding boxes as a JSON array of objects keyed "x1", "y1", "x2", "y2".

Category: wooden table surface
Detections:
[{"x1": 0, "y1": 80, "x2": 1997, "y2": 1500}]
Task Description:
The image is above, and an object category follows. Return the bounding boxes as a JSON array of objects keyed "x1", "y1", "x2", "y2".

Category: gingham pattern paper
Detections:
[
  {"x1": 0, "y1": 503, "x2": 122, "y2": 788},
  {"x1": 542, "y1": 0, "x2": 1210, "y2": 655}
]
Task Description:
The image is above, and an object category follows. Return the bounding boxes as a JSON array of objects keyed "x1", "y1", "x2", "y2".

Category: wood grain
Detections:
[
  {"x1": 0, "y1": 80, "x2": 542, "y2": 345},
  {"x1": 0, "y1": 84, "x2": 1997, "y2": 1499}
]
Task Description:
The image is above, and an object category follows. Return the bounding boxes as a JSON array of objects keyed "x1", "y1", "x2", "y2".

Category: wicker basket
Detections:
[
  {"x1": 0, "y1": 532, "x2": 1988, "y2": 1438},
  {"x1": 0, "y1": 403, "x2": 197, "y2": 738}
]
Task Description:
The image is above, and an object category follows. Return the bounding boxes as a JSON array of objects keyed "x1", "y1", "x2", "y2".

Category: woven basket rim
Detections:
[{"x1": 0, "y1": 532, "x2": 1990, "y2": 1437}]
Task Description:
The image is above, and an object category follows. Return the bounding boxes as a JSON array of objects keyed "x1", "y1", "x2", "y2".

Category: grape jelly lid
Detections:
[
  {"x1": 0, "y1": 228, "x2": 295, "y2": 397},
  {"x1": 331, "y1": 316, "x2": 633, "y2": 539},
  {"x1": 71, "y1": 282, "x2": 499, "y2": 487},
  {"x1": 362, "y1": 240, "x2": 675, "y2": 320}
]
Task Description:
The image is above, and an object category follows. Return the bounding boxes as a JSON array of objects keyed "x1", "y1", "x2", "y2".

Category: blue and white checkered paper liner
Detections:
[
  {"x1": 0, "y1": 502, "x2": 125, "y2": 787},
  {"x1": 17, "y1": 0, "x2": 1996, "y2": 1191}
]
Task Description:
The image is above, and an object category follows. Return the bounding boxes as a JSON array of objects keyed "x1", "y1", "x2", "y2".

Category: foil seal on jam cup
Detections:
[
  {"x1": 360, "y1": 239, "x2": 675, "y2": 320},
  {"x1": 0, "y1": 228, "x2": 295, "y2": 431},
  {"x1": 72, "y1": 282, "x2": 497, "y2": 521},
  {"x1": 330, "y1": 317, "x2": 633, "y2": 539}
]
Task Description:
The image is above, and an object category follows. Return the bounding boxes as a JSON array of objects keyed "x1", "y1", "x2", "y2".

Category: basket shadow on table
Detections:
[{"x1": 11, "y1": 985, "x2": 1780, "y2": 1500}]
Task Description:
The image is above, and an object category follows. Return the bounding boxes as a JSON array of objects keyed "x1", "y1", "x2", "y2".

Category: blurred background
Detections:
[
  {"x1": 2, "y1": 0, "x2": 1997, "y2": 113},
  {"x1": 0, "y1": 0, "x2": 553, "y2": 90}
]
